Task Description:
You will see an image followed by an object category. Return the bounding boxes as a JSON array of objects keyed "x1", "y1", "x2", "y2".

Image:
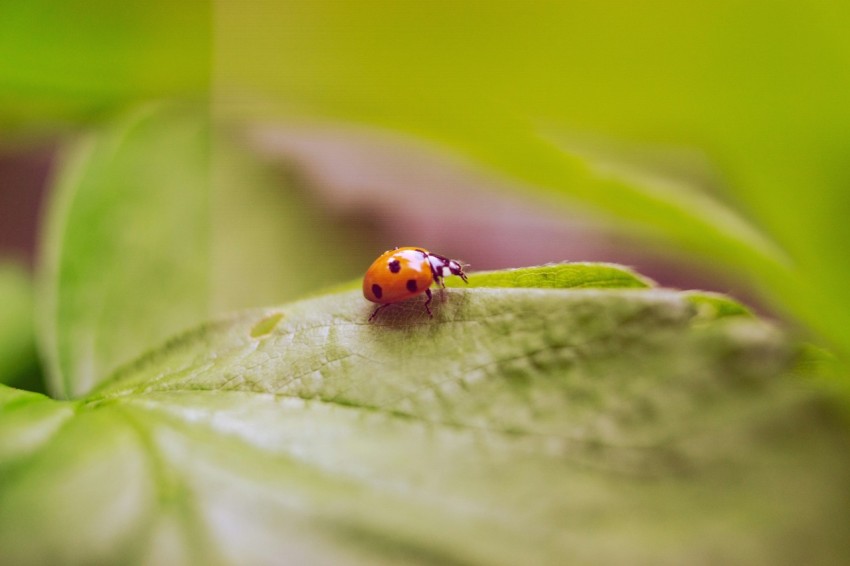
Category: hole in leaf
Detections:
[{"x1": 250, "y1": 312, "x2": 284, "y2": 338}]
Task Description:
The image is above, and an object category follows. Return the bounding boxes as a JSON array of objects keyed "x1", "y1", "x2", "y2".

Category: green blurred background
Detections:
[{"x1": 2, "y1": 0, "x2": 850, "y2": 391}]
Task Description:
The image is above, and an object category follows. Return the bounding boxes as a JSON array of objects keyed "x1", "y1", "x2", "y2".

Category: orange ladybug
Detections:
[{"x1": 363, "y1": 247, "x2": 468, "y2": 321}]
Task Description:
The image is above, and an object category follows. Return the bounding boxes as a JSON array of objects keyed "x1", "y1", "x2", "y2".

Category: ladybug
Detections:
[{"x1": 363, "y1": 247, "x2": 468, "y2": 321}]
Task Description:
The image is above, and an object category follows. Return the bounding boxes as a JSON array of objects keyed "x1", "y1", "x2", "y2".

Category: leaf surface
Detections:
[{"x1": 5, "y1": 277, "x2": 850, "y2": 564}]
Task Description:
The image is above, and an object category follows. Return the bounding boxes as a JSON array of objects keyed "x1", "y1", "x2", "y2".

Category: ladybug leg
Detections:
[
  {"x1": 424, "y1": 288, "x2": 433, "y2": 317},
  {"x1": 437, "y1": 277, "x2": 448, "y2": 302},
  {"x1": 369, "y1": 304, "x2": 390, "y2": 322}
]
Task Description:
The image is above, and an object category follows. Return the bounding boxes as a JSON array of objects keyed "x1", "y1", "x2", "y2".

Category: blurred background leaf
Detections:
[
  {"x1": 3, "y1": 0, "x2": 849, "y2": 367},
  {"x1": 0, "y1": 0, "x2": 210, "y2": 132},
  {"x1": 38, "y1": 104, "x2": 373, "y2": 399},
  {"x1": 213, "y1": 0, "x2": 850, "y2": 364},
  {"x1": 0, "y1": 261, "x2": 42, "y2": 392}
]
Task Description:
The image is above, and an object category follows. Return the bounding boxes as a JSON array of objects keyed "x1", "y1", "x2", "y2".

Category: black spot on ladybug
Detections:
[
  {"x1": 372, "y1": 284, "x2": 383, "y2": 299},
  {"x1": 406, "y1": 279, "x2": 418, "y2": 293},
  {"x1": 388, "y1": 259, "x2": 401, "y2": 273}
]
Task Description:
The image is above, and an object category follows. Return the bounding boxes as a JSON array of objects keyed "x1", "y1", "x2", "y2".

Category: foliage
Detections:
[
  {"x1": 2, "y1": 3, "x2": 850, "y2": 564},
  {"x1": 0, "y1": 107, "x2": 846, "y2": 563}
]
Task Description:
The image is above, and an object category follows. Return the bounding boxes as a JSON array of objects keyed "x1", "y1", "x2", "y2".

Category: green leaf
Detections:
[
  {"x1": 37, "y1": 105, "x2": 213, "y2": 399},
  {"x1": 0, "y1": 387, "x2": 76, "y2": 465},
  {"x1": 0, "y1": 261, "x2": 41, "y2": 391},
  {"x1": 451, "y1": 262, "x2": 653, "y2": 289},
  {"x1": 4, "y1": 280, "x2": 849, "y2": 564},
  {"x1": 38, "y1": 104, "x2": 373, "y2": 399},
  {"x1": 0, "y1": 0, "x2": 210, "y2": 130},
  {"x1": 682, "y1": 291, "x2": 753, "y2": 320}
]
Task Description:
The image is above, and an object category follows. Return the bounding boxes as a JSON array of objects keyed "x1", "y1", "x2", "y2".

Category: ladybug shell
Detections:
[{"x1": 363, "y1": 247, "x2": 435, "y2": 304}]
